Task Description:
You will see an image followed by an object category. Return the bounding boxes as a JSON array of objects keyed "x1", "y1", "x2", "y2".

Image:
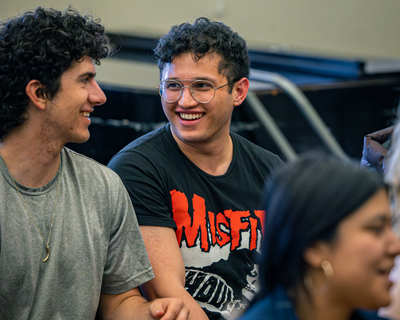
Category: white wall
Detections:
[{"x1": 1, "y1": 0, "x2": 400, "y2": 60}]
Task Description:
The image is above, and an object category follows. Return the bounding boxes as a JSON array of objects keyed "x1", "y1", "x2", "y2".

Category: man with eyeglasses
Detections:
[{"x1": 108, "y1": 17, "x2": 284, "y2": 320}]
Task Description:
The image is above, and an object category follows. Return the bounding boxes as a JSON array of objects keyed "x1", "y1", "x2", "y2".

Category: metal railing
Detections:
[{"x1": 248, "y1": 69, "x2": 349, "y2": 161}]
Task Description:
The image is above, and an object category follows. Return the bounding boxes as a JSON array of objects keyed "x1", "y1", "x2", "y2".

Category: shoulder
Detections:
[
  {"x1": 231, "y1": 132, "x2": 285, "y2": 168},
  {"x1": 108, "y1": 124, "x2": 184, "y2": 178},
  {"x1": 62, "y1": 147, "x2": 124, "y2": 189}
]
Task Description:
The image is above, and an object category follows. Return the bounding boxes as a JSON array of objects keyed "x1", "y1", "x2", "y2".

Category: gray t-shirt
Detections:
[{"x1": 0, "y1": 147, "x2": 154, "y2": 319}]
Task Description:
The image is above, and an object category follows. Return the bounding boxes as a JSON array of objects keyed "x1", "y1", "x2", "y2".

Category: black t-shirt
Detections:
[{"x1": 108, "y1": 124, "x2": 284, "y2": 319}]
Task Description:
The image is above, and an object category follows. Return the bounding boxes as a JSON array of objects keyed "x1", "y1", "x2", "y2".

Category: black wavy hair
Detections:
[
  {"x1": 0, "y1": 6, "x2": 110, "y2": 138},
  {"x1": 152, "y1": 17, "x2": 249, "y2": 92},
  {"x1": 250, "y1": 152, "x2": 385, "y2": 305}
]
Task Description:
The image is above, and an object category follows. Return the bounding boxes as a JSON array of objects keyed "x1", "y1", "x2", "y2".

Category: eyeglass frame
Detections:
[{"x1": 157, "y1": 79, "x2": 231, "y2": 104}]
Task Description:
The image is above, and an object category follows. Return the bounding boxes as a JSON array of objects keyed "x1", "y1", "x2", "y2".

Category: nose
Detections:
[
  {"x1": 387, "y1": 228, "x2": 400, "y2": 256},
  {"x1": 177, "y1": 86, "x2": 198, "y2": 108},
  {"x1": 89, "y1": 80, "x2": 107, "y2": 106}
]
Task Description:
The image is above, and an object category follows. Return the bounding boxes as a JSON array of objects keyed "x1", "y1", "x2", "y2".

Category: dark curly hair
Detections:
[
  {"x1": 153, "y1": 17, "x2": 249, "y2": 92},
  {"x1": 0, "y1": 6, "x2": 110, "y2": 138}
]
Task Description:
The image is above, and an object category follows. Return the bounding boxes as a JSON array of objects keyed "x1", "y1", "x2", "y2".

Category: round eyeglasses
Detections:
[{"x1": 157, "y1": 79, "x2": 230, "y2": 104}]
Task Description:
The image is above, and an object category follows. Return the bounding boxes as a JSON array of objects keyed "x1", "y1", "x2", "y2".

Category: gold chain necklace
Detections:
[{"x1": 2, "y1": 152, "x2": 61, "y2": 263}]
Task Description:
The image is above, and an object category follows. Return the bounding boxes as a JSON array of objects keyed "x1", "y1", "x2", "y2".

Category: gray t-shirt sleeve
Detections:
[
  {"x1": 100, "y1": 171, "x2": 154, "y2": 294},
  {"x1": 0, "y1": 148, "x2": 155, "y2": 319}
]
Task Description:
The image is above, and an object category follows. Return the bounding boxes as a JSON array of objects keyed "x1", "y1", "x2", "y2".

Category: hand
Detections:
[{"x1": 150, "y1": 297, "x2": 189, "y2": 320}]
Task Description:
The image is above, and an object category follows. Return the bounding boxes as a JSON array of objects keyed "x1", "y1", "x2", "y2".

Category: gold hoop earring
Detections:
[{"x1": 321, "y1": 260, "x2": 334, "y2": 277}]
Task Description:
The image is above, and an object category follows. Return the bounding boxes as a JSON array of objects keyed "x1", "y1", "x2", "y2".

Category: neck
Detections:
[
  {"x1": 172, "y1": 130, "x2": 233, "y2": 176},
  {"x1": 0, "y1": 128, "x2": 62, "y2": 188},
  {"x1": 294, "y1": 283, "x2": 353, "y2": 320}
]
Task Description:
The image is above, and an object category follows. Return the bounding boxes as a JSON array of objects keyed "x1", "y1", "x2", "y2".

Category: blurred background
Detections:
[{"x1": 2, "y1": 0, "x2": 400, "y2": 163}]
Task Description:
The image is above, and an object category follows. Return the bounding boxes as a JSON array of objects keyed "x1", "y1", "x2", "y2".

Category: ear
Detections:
[
  {"x1": 233, "y1": 77, "x2": 250, "y2": 107},
  {"x1": 25, "y1": 80, "x2": 47, "y2": 110},
  {"x1": 304, "y1": 241, "x2": 331, "y2": 269}
]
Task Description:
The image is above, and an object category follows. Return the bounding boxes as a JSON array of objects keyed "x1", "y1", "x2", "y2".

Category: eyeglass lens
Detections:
[{"x1": 159, "y1": 80, "x2": 215, "y2": 103}]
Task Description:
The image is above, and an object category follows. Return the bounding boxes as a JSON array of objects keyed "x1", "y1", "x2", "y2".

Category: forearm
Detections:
[
  {"x1": 139, "y1": 226, "x2": 207, "y2": 320},
  {"x1": 99, "y1": 290, "x2": 188, "y2": 320},
  {"x1": 100, "y1": 294, "x2": 150, "y2": 320},
  {"x1": 141, "y1": 282, "x2": 208, "y2": 320},
  {"x1": 174, "y1": 289, "x2": 209, "y2": 320}
]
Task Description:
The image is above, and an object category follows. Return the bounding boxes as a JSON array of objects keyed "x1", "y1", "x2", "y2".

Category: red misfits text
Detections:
[{"x1": 171, "y1": 190, "x2": 265, "y2": 252}]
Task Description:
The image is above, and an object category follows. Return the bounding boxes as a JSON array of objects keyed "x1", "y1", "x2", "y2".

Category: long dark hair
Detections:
[{"x1": 251, "y1": 152, "x2": 385, "y2": 305}]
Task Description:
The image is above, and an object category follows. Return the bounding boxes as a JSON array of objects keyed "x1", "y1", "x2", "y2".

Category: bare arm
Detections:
[
  {"x1": 139, "y1": 226, "x2": 209, "y2": 320},
  {"x1": 98, "y1": 287, "x2": 189, "y2": 320}
]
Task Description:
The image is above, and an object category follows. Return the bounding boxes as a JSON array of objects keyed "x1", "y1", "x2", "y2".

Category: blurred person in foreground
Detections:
[
  {"x1": 108, "y1": 17, "x2": 284, "y2": 320},
  {"x1": 380, "y1": 120, "x2": 400, "y2": 320},
  {"x1": 0, "y1": 7, "x2": 187, "y2": 320},
  {"x1": 237, "y1": 153, "x2": 400, "y2": 320}
]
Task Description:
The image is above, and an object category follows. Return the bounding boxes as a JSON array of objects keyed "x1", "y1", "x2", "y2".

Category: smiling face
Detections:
[
  {"x1": 43, "y1": 55, "x2": 106, "y2": 145},
  {"x1": 160, "y1": 52, "x2": 247, "y2": 149},
  {"x1": 320, "y1": 188, "x2": 400, "y2": 310}
]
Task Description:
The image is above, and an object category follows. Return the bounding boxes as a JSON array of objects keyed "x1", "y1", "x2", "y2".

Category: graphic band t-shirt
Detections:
[{"x1": 108, "y1": 124, "x2": 284, "y2": 319}]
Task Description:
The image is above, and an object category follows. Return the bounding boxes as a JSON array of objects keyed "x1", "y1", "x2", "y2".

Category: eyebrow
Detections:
[
  {"x1": 167, "y1": 77, "x2": 217, "y2": 83},
  {"x1": 366, "y1": 214, "x2": 392, "y2": 224},
  {"x1": 78, "y1": 72, "x2": 96, "y2": 80}
]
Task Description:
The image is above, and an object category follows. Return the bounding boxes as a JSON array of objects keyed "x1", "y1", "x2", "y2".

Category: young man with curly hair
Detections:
[
  {"x1": 108, "y1": 18, "x2": 284, "y2": 320},
  {"x1": 0, "y1": 7, "x2": 188, "y2": 320}
]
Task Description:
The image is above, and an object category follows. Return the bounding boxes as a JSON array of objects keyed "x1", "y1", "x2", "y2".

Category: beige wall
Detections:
[{"x1": 1, "y1": 0, "x2": 400, "y2": 60}]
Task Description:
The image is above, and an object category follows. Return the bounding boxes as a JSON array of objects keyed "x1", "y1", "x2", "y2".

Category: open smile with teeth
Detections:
[
  {"x1": 80, "y1": 112, "x2": 90, "y2": 118},
  {"x1": 180, "y1": 113, "x2": 204, "y2": 120}
]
